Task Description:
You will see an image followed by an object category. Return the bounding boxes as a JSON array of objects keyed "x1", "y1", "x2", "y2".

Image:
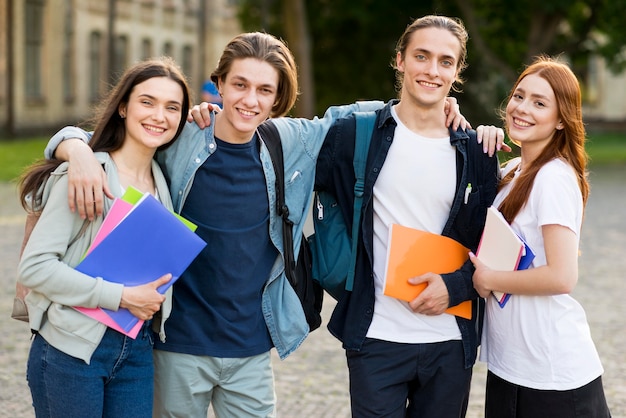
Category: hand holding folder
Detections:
[
  {"x1": 475, "y1": 206, "x2": 535, "y2": 307},
  {"x1": 74, "y1": 188, "x2": 206, "y2": 337},
  {"x1": 383, "y1": 224, "x2": 472, "y2": 319}
]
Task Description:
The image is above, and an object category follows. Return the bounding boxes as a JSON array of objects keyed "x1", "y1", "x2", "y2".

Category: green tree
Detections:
[
  {"x1": 240, "y1": 0, "x2": 626, "y2": 123},
  {"x1": 452, "y1": 0, "x2": 626, "y2": 123}
]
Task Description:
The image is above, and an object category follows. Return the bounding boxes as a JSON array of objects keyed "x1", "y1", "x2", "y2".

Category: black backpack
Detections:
[{"x1": 257, "y1": 122, "x2": 324, "y2": 332}]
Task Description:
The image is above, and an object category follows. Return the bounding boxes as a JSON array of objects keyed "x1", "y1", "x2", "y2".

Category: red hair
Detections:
[{"x1": 498, "y1": 56, "x2": 589, "y2": 223}]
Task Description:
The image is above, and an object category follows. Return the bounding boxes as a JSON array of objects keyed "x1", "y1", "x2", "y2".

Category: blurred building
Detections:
[
  {"x1": 583, "y1": 55, "x2": 626, "y2": 130},
  {"x1": 0, "y1": 0, "x2": 241, "y2": 137}
]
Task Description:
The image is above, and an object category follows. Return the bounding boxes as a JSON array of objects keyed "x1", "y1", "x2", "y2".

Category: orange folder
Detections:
[{"x1": 383, "y1": 224, "x2": 472, "y2": 319}]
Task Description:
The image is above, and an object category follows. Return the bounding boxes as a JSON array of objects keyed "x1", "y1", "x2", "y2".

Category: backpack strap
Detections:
[
  {"x1": 345, "y1": 111, "x2": 377, "y2": 292},
  {"x1": 256, "y1": 121, "x2": 299, "y2": 288},
  {"x1": 257, "y1": 121, "x2": 285, "y2": 218}
]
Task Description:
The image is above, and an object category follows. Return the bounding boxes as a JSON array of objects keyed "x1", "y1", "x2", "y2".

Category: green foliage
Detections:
[
  {"x1": 0, "y1": 134, "x2": 623, "y2": 183},
  {"x1": 240, "y1": 0, "x2": 437, "y2": 114},
  {"x1": 586, "y1": 132, "x2": 626, "y2": 166},
  {"x1": 239, "y1": 0, "x2": 626, "y2": 125},
  {"x1": 0, "y1": 138, "x2": 48, "y2": 182},
  {"x1": 304, "y1": 0, "x2": 423, "y2": 112},
  {"x1": 594, "y1": 0, "x2": 626, "y2": 72}
]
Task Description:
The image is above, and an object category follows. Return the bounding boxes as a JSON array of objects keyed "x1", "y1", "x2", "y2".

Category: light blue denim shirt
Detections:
[{"x1": 45, "y1": 100, "x2": 384, "y2": 359}]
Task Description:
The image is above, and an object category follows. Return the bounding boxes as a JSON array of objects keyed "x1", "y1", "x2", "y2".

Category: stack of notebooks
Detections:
[
  {"x1": 475, "y1": 206, "x2": 534, "y2": 307},
  {"x1": 75, "y1": 187, "x2": 206, "y2": 338}
]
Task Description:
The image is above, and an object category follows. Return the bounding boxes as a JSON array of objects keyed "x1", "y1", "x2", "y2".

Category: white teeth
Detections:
[
  {"x1": 239, "y1": 109, "x2": 256, "y2": 117},
  {"x1": 145, "y1": 125, "x2": 165, "y2": 133},
  {"x1": 420, "y1": 81, "x2": 438, "y2": 88},
  {"x1": 514, "y1": 118, "x2": 531, "y2": 127}
]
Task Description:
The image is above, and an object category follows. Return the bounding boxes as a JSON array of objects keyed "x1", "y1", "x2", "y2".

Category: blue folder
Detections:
[{"x1": 76, "y1": 194, "x2": 206, "y2": 332}]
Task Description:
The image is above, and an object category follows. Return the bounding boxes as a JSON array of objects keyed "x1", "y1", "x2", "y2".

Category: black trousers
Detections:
[
  {"x1": 485, "y1": 370, "x2": 611, "y2": 418},
  {"x1": 347, "y1": 338, "x2": 472, "y2": 418}
]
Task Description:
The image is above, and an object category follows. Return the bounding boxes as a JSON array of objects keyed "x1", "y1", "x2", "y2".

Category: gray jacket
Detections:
[{"x1": 18, "y1": 152, "x2": 174, "y2": 364}]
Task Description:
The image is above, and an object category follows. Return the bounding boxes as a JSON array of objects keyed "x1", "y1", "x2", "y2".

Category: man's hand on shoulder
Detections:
[
  {"x1": 187, "y1": 102, "x2": 220, "y2": 128},
  {"x1": 60, "y1": 139, "x2": 112, "y2": 220}
]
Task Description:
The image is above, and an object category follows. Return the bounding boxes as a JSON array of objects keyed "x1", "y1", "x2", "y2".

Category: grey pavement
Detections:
[{"x1": 1, "y1": 165, "x2": 625, "y2": 418}]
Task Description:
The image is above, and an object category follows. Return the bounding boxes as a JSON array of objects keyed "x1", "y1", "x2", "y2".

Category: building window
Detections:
[
  {"x1": 586, "y1": 55, "x2": 600, "y2": 105},
  {"x1": 113, "y1": 35, "x2": 129, "y2": 82},
  {"x1": 141, "y1": 39, "x2": 153, "y2": 60},
  {"x1": 162, "y1": 42, "x2": 174, "y2": 59},
  {"x1": 89, "y1": 31, "x2": 102, "y2": 102},
  {"x1": 182, "y1": 45, "x2": 193, "y2": 79},
  {"x1": 63, "y1": 0, "x2": 75, "y2": 102},
  {"x1": 25, "y1": 0, "x2": 45, "y2": 101}
]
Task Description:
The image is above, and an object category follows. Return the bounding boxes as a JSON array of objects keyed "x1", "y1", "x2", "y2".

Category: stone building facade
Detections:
[
  {"x1": 583, "y1": 55, "x2": 626, "y2": 128},
  {"x1": 0, "y1": 1, "x2": 624, "y2": 137},
  {"x1": 0, "y1": 0, "x2": 241, "y2": 137}
]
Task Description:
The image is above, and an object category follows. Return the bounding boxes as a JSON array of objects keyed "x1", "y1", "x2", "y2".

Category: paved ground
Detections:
[{"x1": 1, "y1": 165, "x2": 625, "y2": 418}]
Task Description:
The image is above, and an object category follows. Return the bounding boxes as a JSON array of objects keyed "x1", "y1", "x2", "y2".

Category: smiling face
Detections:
[
  {"x1": 214, "y1": 57, "x2": 279, "y2": 144},
  {"x1": 396, "y1": 27, "x2": 461, "y2": 109},
  {"x1": 120, "y1": 76, "x2": 184, "y2": 151},
  {"x1": 506, "y1": 73, "x2": 563, "y2": 152}
]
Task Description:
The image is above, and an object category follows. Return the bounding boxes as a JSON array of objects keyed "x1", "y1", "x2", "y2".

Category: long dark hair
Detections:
[{"x1": 19, "y1": 56, "x2": 191, "y2": 212}]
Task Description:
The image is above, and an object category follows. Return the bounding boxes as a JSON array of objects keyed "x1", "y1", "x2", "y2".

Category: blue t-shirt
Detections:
[{"x1": 154, "y1": 137, "x2": 276, "y2": 357}]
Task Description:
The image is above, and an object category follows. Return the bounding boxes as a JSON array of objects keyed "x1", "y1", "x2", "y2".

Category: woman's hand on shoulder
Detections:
[
  {"x1": 443, "y1": 97, "x2": 511, "y2": 157},
  {"x1": 476, "y1": 125, "x2": 511, "y2": 157}
]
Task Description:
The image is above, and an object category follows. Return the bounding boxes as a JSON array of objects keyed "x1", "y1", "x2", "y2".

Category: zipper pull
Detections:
[{"x1": 316, "y1": 194, "x2": 324, "y2": 220}]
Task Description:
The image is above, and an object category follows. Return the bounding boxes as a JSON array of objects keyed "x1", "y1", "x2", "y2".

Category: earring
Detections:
[{"x1": 120, "y1": 112, "x2": 126, "y2": 119}]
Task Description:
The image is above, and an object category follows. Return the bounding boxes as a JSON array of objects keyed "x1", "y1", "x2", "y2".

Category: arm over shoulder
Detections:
[{"x1": 45, "y1": 127, "x2": 93, "y2": 160}]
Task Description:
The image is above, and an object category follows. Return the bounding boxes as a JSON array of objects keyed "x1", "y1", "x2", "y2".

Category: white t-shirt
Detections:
[
  {"x1": 366, "y1": 106, "x2": 461, "y2": 343},
  {"x1": 480, "y1": 157, "x2": 604, "y2": 390}
]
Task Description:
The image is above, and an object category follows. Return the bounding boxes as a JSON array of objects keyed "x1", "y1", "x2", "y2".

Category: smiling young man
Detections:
[
  {"x1": 43, "y1": 28, "x2": 506, "y2": 417},
  {"x1": 43, "y1": 33, "x2": 388, "y2": 418},
  {"x1": 315, "y1": 16, "x2": 501, "y2": 417}
]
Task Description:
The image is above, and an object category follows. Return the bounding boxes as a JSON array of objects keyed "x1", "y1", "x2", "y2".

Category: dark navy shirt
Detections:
[{"x1": 155, "y1": 137, "x2": 276, "y2": 357}]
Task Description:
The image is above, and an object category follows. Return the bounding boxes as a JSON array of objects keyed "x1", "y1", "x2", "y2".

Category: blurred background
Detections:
[
  {"x1": 0, "y1": 0, "x2": 625, "y2": 139},
  {"x1": 0, "y1": 3, "x2": 625, "y2": 416}
]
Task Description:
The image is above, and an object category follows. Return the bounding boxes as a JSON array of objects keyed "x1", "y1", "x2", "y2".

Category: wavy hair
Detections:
[
  {"x1": 498, "y1": 55, "x2": 589, "y2": 223},
  {"x1": 210, "y1": 32, "x2": 299, "y2": 118},
  {"x1": 19, "y1": 56, "x2": 191, "y2": 212}
]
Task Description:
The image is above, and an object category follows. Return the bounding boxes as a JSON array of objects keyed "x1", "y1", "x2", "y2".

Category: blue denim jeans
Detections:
[{"x1": 26, "y1": 323, "x2": 154, "y2": 418}]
